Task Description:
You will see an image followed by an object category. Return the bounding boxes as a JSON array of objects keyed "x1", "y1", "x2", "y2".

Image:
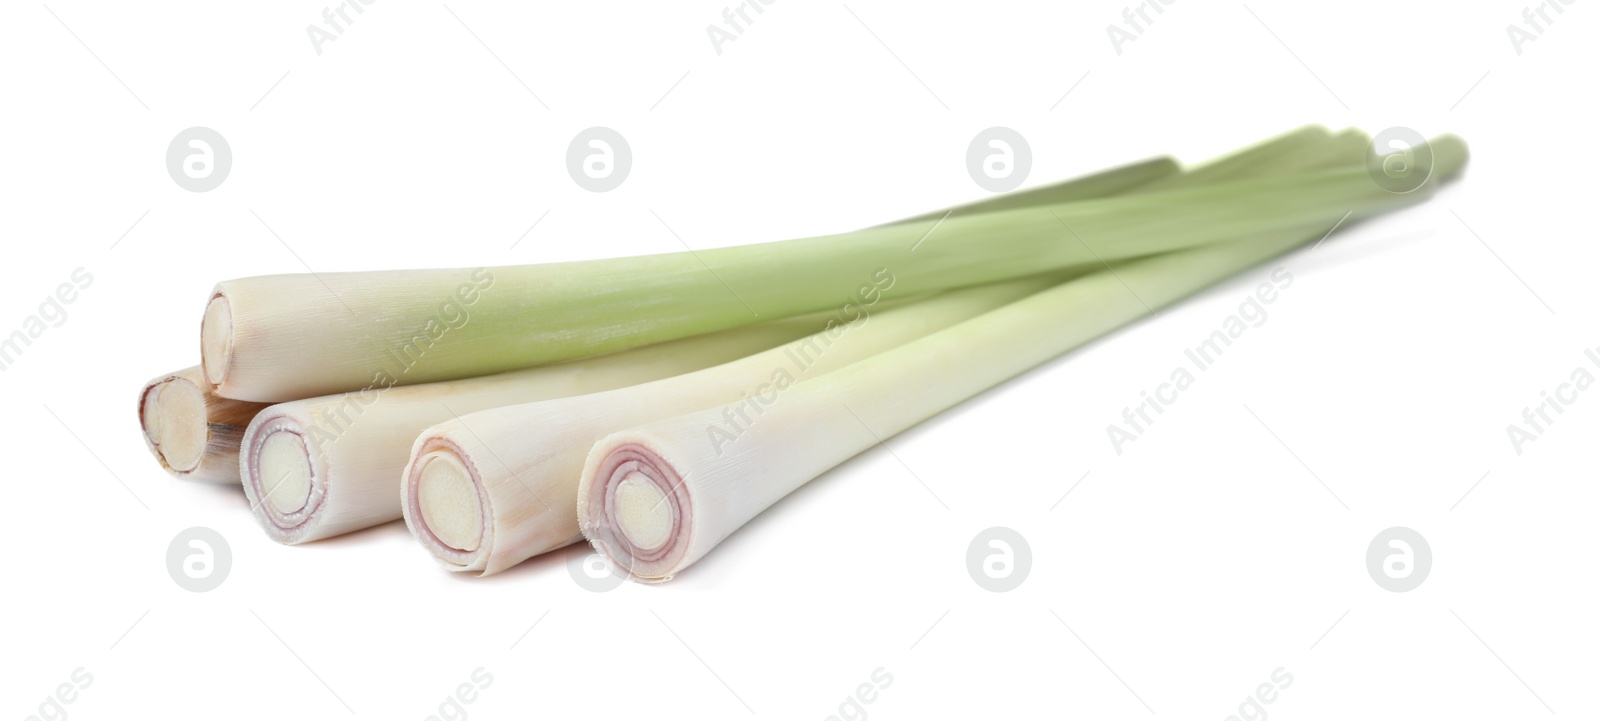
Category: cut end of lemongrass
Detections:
[
  {"x1": 241, "y1": 415, "x2": 326, "y2": 543},
  {"x1": 416, "y1": 450, "x2": 484, "y2": 553},
  {"x1": 139, "y1": 366, "x2": 270, "y2": 484},
  {"x1": 581, "y1": 437, "x2": 691, "y2": 583},
  {"x1": 613, "y1": 471, "x2": 673, "y2": 551},
  {"x1": 140, "y1": 376, "x2": 209, "y2": 473},
  {"x1": 404, "y1": 438, "x2": 493, "y2": 569},
  {"x1": 258, "y1": 431, "x2": 313, "y2": 514},
  {"x1": 200, "y1": 294, "x2": 233, "y2": 387}
]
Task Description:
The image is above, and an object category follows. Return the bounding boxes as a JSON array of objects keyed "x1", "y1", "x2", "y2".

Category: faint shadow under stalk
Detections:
[{"x1": 1289, "y1": 227, "x2": 1436, "y2": 275}]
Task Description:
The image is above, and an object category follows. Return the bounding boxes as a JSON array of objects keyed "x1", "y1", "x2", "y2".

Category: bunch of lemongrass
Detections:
[{"x1": 135, "y1": 124, "x2": 1467, "y2": 574}]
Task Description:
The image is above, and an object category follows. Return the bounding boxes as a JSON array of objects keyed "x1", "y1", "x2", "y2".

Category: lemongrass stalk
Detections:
[
  {"x1": 894, "y1": 124, "x2": 1338, "y2": 225},
  {"x1": 202, "y1": 135, "x2": 1417, "y2": 402},
  {"x1": 1142, "y1": 125, "x2": 1331, "y2": 191},
  {"x1": 1149, "y1": 126, "x2": 1370, "y2": 190},
  {"x1": 239, "y1": 311, "x2": 847, "y2": 544},
  {"x1": 579, "y1": 136, "x2": 1469, "y2": 582},
  {"x1": 138, "y1": 367, "x2": 271, "y2": 483},
  {"x1": 1272, "y1": 127, "x2": 1371, "y2": 175},
  {"x1": 403, "y1": 273, "x2": 1070, "y2": 573},
  {"x1": 201, "y1": 159, "x2": 1155, "y2": 405},
  {"x1": 1180, "y1": 127, "x2": 1368, "y2": 186},
  {"x1": 1140, "y1": 126, "x2": 1371, "y2": 197},
  {"x1": 893, "y1": 156, "x2": 1178, "y2": 224}
]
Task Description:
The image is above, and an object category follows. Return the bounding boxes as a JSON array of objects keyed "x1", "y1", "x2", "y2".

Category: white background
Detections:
[{"x1": 2, "y1": 1, "x2": 1595, "y2": 719}]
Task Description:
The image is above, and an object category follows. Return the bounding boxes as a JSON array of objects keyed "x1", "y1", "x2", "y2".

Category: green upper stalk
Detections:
[{"x1": 203, "y1": 131, "x2": 1417, "y2": 402}]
